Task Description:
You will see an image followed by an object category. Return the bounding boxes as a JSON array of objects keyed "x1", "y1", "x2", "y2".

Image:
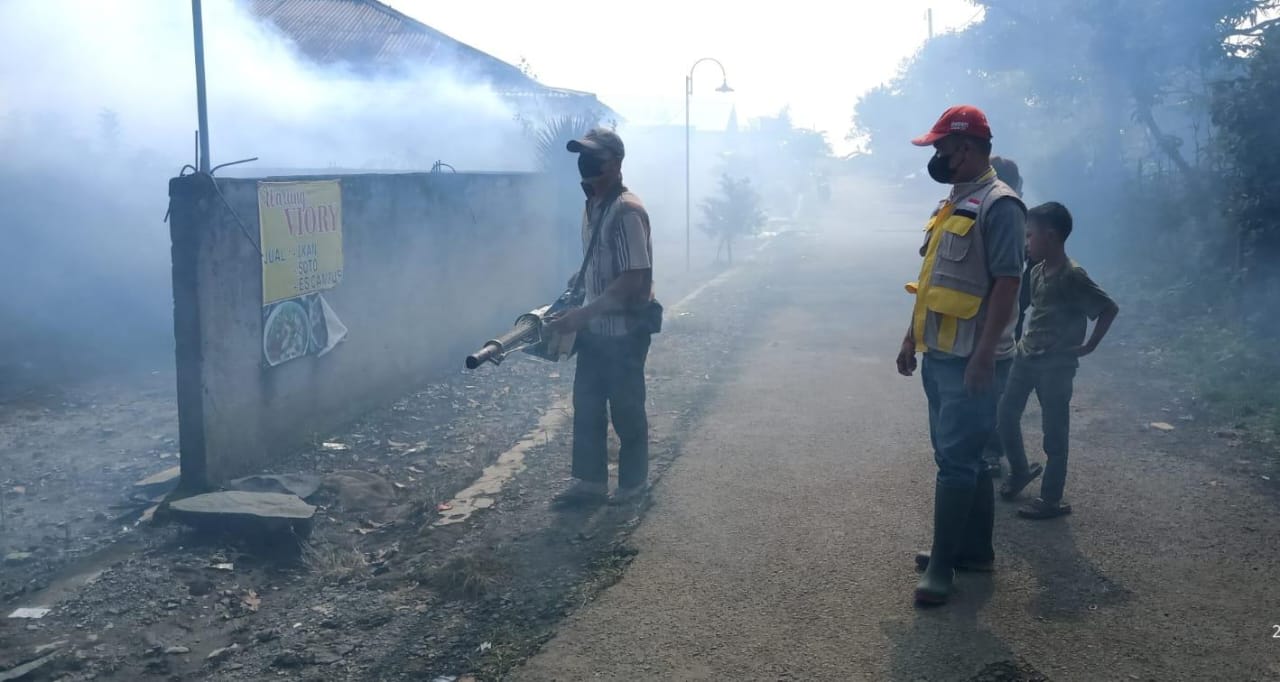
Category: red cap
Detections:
[{"x1": 911, "y1": 105, "x2": 993, "y2": 146}]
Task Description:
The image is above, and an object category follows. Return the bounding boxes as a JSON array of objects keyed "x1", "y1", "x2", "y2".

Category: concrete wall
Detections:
[{"x1": 168, "y1": 171, "x2": 565, "y2": 487}]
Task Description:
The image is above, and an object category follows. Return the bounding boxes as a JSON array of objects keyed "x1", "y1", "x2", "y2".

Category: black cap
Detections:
[{"x1": 566, "y1": 127, "x2": 625, "y2": 159}]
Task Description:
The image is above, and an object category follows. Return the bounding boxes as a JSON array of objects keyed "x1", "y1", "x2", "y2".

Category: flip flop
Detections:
[
  {"x1": 999, "y1": 463, "x2": 1043, "y2": 501},
  {"x1": 1017, "y1": 498, "x2": 1072, "y2": 520},
  {"x1": 551, "y1": 488, "x2": 606, "y2": 509}
]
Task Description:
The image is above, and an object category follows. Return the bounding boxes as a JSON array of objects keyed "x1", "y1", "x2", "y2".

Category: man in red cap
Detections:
[{"x1": 897, "y1": 105, "x2": 1027, "y2": 605}]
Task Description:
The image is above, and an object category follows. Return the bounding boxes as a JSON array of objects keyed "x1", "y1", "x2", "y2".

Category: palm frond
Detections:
[{"x1": 532, "y1": 114, "x2": 605, "y2": 172}]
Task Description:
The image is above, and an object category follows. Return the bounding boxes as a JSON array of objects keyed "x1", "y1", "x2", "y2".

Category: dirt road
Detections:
[{"x1": 515, "y1": 198, "x2": 1280, "y2": 680}]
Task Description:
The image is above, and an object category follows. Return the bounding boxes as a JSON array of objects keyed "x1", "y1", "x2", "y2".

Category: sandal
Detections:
[
  {"x1": 1017, "y1": 498, "x2": 1072, "y2": 520},
  {"x1": 551, "y1": 481, "x2": 607, "y2": 508},
  {"x1": 999, "y1": 463, "x2": 1043, "y2": 501}
]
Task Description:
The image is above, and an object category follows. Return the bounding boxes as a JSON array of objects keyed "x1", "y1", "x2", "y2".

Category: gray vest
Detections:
[{"x1": 917, "y1": 175, "x2": 1024, "y2": 358}]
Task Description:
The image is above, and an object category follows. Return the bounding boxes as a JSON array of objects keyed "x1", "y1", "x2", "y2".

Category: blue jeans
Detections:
[{"x1": 922, "y1": 353, "x2": 1012, "y2": 488}]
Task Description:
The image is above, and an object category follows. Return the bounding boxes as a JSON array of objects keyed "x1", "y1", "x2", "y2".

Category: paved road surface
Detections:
[{"x1": 515, "y1": 186, "x2": 1279, "y2": 681}]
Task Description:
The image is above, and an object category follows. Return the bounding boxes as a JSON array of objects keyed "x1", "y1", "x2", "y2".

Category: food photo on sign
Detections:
[{"x1": 262, "y1": 292, "x2": 347, "y2": 367}]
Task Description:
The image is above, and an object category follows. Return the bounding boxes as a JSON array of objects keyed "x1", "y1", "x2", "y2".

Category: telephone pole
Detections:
[{"x1": 927, "y1": 8, "x2": 934, "y2": 40}]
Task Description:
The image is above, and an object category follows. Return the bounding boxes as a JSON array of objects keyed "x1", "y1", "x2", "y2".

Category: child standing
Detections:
[
  {"x1": 981, "y1": 156, "x2": 1026, "y2": 479},
  {"x1": 997, "y1": 202, "x2": 1119, "y2": 519}
]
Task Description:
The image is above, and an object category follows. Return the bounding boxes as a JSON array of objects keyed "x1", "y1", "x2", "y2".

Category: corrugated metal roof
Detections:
[
  {"x1": 247, "y1": 0, "x2": 532, "y2": 88},
  {"x1": 245, "y1": 0, "x2": 617, "y2": 120}
]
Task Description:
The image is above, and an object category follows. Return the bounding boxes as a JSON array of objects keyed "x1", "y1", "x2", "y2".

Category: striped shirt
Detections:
[{"x1": 581, "y1": 185, "x2": 653, "y2": 337}]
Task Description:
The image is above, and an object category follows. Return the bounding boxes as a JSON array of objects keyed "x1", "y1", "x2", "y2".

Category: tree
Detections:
[
  {"x1": 1212, "y1": 22, "x2": 1280, "y2": 328},
  {"x1": 849, "y1": 0, "x2": 1280, "y2": 272},
  {"x1": 722, "y1": 107, "x2": 832, "y2": 222},
  {"x1": 528, "y1": 114, "x2": 608, "y2": 274},
  {"x1": 531, "y1": 114, "x2": 603, "y2": 175},
  {"x1": 98, "y1": 108, "x2": 120, "y2": 150},
  {"x1": 700, "y1": 174, "x2": 765, "y2": 264}
]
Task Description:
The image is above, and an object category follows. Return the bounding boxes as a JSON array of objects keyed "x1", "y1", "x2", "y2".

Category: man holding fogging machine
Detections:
[{"x1": 545, "y1": 127, "x2": 662, "y2": 507}]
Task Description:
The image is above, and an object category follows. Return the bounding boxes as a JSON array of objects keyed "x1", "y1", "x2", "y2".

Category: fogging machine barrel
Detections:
[{"x1": 465, "y1": 314, "x2": 540, "y2": 369}]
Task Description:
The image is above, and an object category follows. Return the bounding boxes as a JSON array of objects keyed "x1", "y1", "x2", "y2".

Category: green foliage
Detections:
[
  {"x1": 722, "y1": 107, "x2": 832, "y2": 222},
  {"x1": 1212, "y1": 24, "x2": 1280, "y2": 296},
  {"x1": 1128, "y1": 295, "x2": 1280, "y2": 445},
  {"x1": 700, "y1": 174, "x2": 766, "y2": 263},
  {"x1": 850, "y1": 0, "x2": 1280, "y2": 271},
  {"x1": 850, "y1": 0, "x2": 1280, "y2": 443},
  {"x1": 527, "y1": 114, "x2": 606, "y2": 274},
  {"x1": 97, "y1": 108, "x2": 120, "y2": 149},
  {"x1": 532, "y1": 114, "x2": 605, "y2": 176}
]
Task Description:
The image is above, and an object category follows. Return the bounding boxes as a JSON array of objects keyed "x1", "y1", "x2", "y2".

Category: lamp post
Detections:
[{"x1": 685, "y1": 58, "x2": 733, "y2": 272}]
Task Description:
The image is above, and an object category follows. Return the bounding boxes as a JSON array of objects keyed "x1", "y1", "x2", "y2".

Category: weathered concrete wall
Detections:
[{"x1": 168, "y1": 172, "x2": 564, "y2": 487}]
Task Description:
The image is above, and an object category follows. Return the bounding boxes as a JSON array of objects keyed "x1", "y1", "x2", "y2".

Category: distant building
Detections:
[{"x1": 246, "y1": 0, "x2": 616, "y2": 122}]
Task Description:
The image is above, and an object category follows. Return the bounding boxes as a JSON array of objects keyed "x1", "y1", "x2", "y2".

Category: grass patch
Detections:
[
  {"x1": 300, "y1": 539, "x2": 369, "y2": 584},
  {"x1": 1130, "y1": 312, "x2": 1280, "y2": 451},
  {"x1": 425, "y1": 550, "x2": 508, "y2": 601},
  {"x1": 587, "y1": 544, "x2": 638, "y2": 589}
]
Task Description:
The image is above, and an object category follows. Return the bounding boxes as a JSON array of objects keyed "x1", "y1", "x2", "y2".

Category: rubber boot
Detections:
[
  {"x1": 966, "y1": 470, "x2": 995, "y2": 565},
  {"x1": 914, "y1": 483, "x2": 975, "y2": 606},
  {"x1": 914, "y1": 471, "x2": 995, "y2": 572}
]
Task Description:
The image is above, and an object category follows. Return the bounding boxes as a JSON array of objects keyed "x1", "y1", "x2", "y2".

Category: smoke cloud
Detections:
[{"x1": 0, "y1": 0, "x2": 531, "y2": 385}]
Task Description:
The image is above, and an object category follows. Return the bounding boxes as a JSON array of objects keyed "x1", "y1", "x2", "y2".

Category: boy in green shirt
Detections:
[{"x1": 997, "y1": 202, "x2": 1119, "y2": 519}]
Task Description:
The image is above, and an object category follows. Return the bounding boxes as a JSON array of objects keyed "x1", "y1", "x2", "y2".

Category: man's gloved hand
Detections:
[{"x1": 896, "y1": 337, "x2": 918, "y2": 377}]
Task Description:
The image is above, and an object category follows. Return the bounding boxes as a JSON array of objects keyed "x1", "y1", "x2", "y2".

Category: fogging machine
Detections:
[
  {"x1": 466, "y1": 206, "x2": 610, "y2": 369},
  {"x1": 465, "y1": 286, "x2": 582, "y2": 369}
]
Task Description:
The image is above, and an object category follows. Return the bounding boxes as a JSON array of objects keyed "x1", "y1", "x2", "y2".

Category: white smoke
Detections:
[
  {"x1": 0, "y1": 0, "x2": 532, "y2": 376},
  {"x1": 0, "y1": 0, "x2": 528, "y2": 171}
]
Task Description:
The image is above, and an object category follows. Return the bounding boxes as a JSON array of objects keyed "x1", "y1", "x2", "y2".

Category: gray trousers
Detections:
[
  {"x1": 997, "y1": 355, "x2": 1077, "y2": 503},
  {"x1": 571, "y1": 331, "x2": 651, "y2": 489}
]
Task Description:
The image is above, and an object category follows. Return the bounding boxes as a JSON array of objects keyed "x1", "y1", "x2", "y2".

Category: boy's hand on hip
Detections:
[
  {"x1": 964, "y1": 353, "x2": 996, "y2": 395},
  {"x1": 1068, "y1": 344, "x2": 1095, "y2": 357}
]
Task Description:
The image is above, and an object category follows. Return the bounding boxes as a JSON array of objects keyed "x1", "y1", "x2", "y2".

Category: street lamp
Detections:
[{"x1": 685, "y1": 57, "x2": 733, "y2": 272}]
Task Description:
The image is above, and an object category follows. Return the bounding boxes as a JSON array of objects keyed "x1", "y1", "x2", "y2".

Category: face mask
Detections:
[
  {"x1": 927, "y1": 152, "x2": 956, "y2": 184},
  {"x1": 580, "y1": 182, "x2": 596, "y2": 198},
  {"x1": 577, "y1": 154, "x2": 606, "y2": 180}
]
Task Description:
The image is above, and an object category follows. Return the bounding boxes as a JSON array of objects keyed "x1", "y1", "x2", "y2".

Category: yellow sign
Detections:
[{"x1": 257, "y1": 180, "x2": 343, "y2": 305}]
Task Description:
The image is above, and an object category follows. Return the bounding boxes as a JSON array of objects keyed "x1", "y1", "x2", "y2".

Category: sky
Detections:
[{"x1": 387, "y1": 0, "x2": 981, "y2": 155}]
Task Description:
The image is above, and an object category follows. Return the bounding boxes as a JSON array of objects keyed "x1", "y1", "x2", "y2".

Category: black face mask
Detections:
[
  {"x1": 927, "y1": 152, "x2": 956, "y2": 184},
  {"x1": 580, "y1": 181, "x2": 596, "y2": 198},
  {"x1": 577, "y1": 154, "x2": 606, "y2": 180}
]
